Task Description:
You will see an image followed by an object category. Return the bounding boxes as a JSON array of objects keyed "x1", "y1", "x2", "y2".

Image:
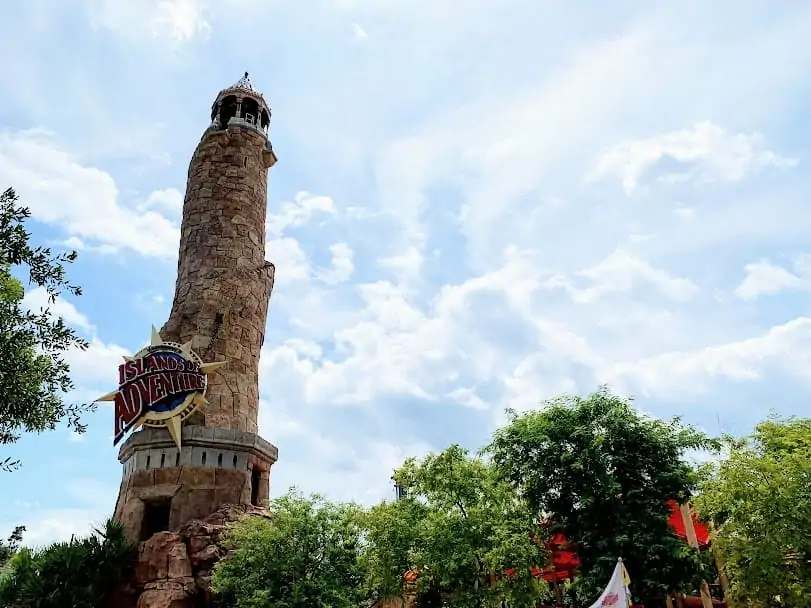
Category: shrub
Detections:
[{"x1": 0, "y1": 517, "x2": 136, "y2": 607}]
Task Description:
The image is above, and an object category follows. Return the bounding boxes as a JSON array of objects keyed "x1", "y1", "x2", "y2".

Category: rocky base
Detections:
[{"x1": 123, "y1": 503, "x2": 271, "y2": 608}]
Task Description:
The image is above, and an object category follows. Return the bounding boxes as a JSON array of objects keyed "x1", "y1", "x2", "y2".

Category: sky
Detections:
[{"x1": 1, "y1": 0, "x2": 811, "y2": 546}]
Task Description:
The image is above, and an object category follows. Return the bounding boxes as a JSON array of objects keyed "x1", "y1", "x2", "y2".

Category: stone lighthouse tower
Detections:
[{"x1": 111, "y1": 73, "x2": 279, "y2": 541}]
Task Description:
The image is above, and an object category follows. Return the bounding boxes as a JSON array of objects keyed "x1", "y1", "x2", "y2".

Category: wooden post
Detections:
[
  {"x1": 665, "y1": 594, "x2": 674, "y2": 608},
  {"x1": 709, "y1": 522, "x2": 732, "y2": 607},
  {"x1": 552, "y1": 571, "x2": 563, "y2": 607},
  {"x1": 700, "y1": 582, "x2": 713, "y2": 608},
  {"x1": 680, "y1": 503, "x2": 713, "y2": 608}
]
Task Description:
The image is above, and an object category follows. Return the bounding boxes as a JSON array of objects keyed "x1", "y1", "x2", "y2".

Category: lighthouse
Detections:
[{"x1": 109, "y1": 73, "x2": 279, "y2": 541}]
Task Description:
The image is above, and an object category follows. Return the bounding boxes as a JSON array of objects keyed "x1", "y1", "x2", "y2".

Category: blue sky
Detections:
[{"x1": 2, "y1": 0, "x2": 811, "y2": 545}]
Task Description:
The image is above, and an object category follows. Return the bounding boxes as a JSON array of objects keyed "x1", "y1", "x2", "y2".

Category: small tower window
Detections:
[
  {"x1": 251, "y1": 468, "x2": 262, "y2": 506},
  {"x1": 242, "y1": 98, "x2": 259, "y2": 124},
  {"x1": 218, "y1": 95, "x2": 238, "y2": 130},
  {"x1": 140, "y1": 499, "x2": 172, "y2": 541}
]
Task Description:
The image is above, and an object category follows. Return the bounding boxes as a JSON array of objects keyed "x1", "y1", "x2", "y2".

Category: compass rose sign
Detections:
[{"x1": 96, "y1": 326, "x2": 226, "y2": 449}]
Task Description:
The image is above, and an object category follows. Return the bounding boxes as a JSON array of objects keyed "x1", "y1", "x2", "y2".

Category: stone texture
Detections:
[
  {"x1": 135, "y1": 532, "x2": 192, "y2": 584},
  {"x1": 160, "y1": 125, "x2": 275, "y2": 435},
  {"x1": 114, "y1": 464, "x2": 253, "y2": 539},
  {"x1": 128, "y1": 503, "x2": 271, "y2": 608},
  {"x1": 113, "y1": 120, "x2": 278, "y2": 542}
]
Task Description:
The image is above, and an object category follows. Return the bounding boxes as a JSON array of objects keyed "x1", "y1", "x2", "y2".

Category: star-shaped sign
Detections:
[{"x1": 96, "y1": 326, "x2": 226, "y2": 450}]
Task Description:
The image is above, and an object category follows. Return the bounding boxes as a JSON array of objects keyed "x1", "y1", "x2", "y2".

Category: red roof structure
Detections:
[
  {"x1": 404, "y1": 501, "x2": 712, "y2": 586},
  {"x1": 667, "y1": 500, "x2": 711, "y2": 547}
]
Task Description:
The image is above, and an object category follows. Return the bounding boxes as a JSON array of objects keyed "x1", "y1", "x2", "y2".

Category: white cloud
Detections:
[
  {"x1": 65, "y1": 338, "x2": 131, "y2": 393},
  {"x1": 318, "y1": 242, "x2": 355, "y2": 285},
  {"x1": 589, "y1": 121, "x2": 797, "y2": 195},
  {"x1": 84, "y1": 0, "x2": 211, "y2": 44},
  {"x1": 600, "y1": 317, "x2": 811, "y2": 396},
  {"x1": 0, "y1": 130, "x2": 179, "y2": 258},
  {"x1": 22, "y1": 287, "x2": 95, "y2": 334},
  {"x1": 266, "y1": 191, "x2": 337, "y2": 237},
  {"x1": 350, "y1": 22, "x2": 368, "y2": 40},
  {"x1": 574, "y1": 248, "x2": 699, "y2": 303},
  {"x1": 445, "y1": 387, "x2": 488, "y2": 411},
  {"x1": 734, "y1": 255, "x2": 811, "y2": 300},
  {"x1": 138, "y1": 187, "x2": 183, "y2": 214}
]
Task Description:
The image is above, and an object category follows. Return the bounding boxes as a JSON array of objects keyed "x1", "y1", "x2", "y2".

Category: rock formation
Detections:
[{"x1": 127, "y1": 504, "x2": 271, "y2": 608}]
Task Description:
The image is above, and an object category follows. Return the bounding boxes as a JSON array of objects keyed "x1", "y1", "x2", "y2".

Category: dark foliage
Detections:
[
  {"x1": 487, "y1": 388, "x2": 718, "y2": 605},
  {"x1": 0, "y1": 518, "x2": 137, "y2": 607}
]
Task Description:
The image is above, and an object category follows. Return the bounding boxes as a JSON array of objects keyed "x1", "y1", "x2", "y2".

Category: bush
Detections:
[
  {"x1": 0, "y1": 518, "x2": 136, "y2": 607},
  {"x1": 211, "y1": 491, "x2": 367, "y2": 608}
]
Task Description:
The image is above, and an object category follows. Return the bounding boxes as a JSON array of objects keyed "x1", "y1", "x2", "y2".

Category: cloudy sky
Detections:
[{"x1": 2, "y1": 0, "x2": 811, "y2": 546}]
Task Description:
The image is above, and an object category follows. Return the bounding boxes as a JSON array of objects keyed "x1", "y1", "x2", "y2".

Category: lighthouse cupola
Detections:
[{"x1": 209, "y1": 72, "x2": 277, "y2": 168}]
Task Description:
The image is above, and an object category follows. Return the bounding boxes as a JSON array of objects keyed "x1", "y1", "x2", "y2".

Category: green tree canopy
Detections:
[
  {"x1": 0, "y1": 187, "x2": 90, "y2": 471},
  {"x1": 364, "y1": 445, "x2": 549, "y2": 608},
  {"x1": 211, "y1": 491, "x2": 367, "y2": 608},
  {"x1": 694, "y1": 416, "x2": 811, "y2": 607},
  {"x1": 487, "y1": 388, "x2": 717, "y2": 605}
]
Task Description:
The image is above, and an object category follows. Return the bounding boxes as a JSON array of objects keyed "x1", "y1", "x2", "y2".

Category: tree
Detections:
[
  {"x1": 0, "y1": 518, "x2": 136, "y2": 607},
  {"x1": 0, "y1": 187, "x2": 90, "y2": 471},
  {"x1": 693, "y1": 416, "x2": 811, "y2": 607},
  {"x1": 0, "y1": 526, "x2": 24, "y2": 569},
  {"x1": 211, "y1": 490, "x2": 368, "y2": 608},
  {"x1": 487, "y1": 388, "x2": 717, "y2": 605},
  {"x1": 364, "y1": 445, "x2": 549, "y2": 608}
]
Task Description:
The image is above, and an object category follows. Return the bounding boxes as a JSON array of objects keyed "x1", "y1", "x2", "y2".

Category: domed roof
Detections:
[
  {"x1": 231, "y1": 72, "x2": 258, "y2": 94},
  {"x1": 214, "y1": 72, "x2": 270, "y2": 111}
]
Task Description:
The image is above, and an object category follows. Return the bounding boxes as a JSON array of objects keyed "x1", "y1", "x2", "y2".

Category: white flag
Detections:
[{"x1": 586, "y1": 559, "x2": 631, "y2": 608}]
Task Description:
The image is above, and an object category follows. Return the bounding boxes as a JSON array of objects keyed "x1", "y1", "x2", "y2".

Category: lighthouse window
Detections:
[
  {"x1": 218, "y1": 95, "x2": 238, "y2": 130},
  {"x1": 140, "y1": 498, "x2": 172, "y2": 541},
  {"x1": 250, "y1": 468, "x2": 261, "y2": 506},
  {"x1": 242, "y1": 98, "x2": 259, "y2": 123}
]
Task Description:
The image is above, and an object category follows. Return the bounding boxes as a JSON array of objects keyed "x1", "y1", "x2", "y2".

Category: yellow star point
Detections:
[
  {"x1": 95, "y1": 390, "x2": 118, "y2": 402},
  {"x1": 167, "y1": 416, "x2": 183, "y2": 450},
  {"x1": 150, "y1": 325, "x2": 163, "y2": 346},
  {"x1": 199, "y1": 361, "x2": 227, "y2": 375}
]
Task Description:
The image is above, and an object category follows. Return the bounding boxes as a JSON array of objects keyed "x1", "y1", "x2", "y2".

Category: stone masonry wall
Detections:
[
  {"x1": 160, "y1": 124, "x2": 274, "y2": 434},
  {"x1": 113, "y1": 466, "x2": 272, "y2": 541}
]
